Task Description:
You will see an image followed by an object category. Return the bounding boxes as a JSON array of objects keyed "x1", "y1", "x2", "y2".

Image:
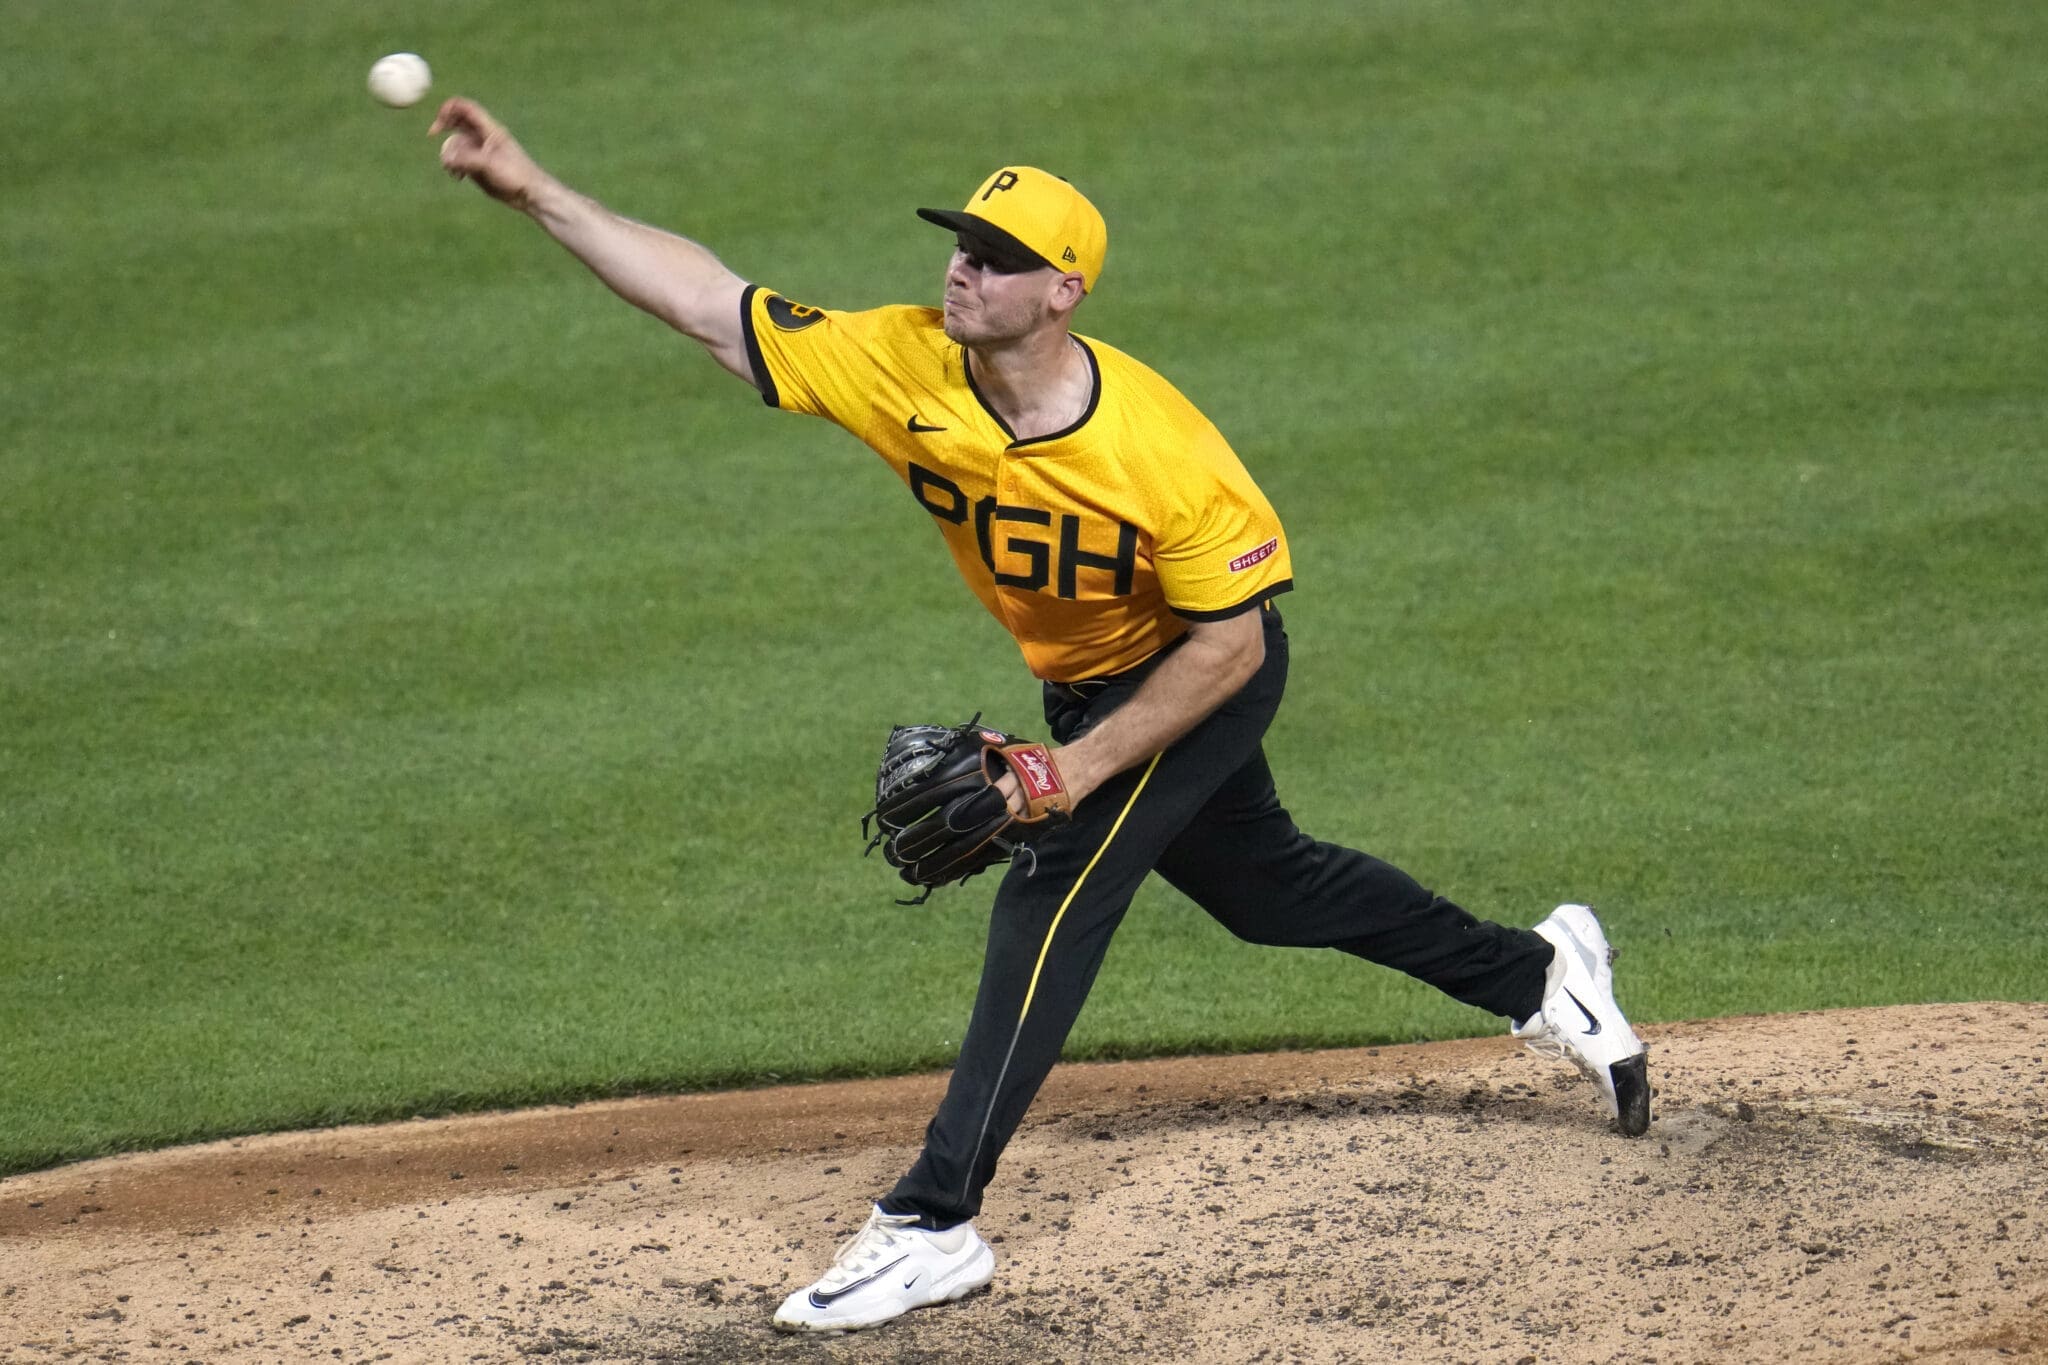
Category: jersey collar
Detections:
[{"x1": 964, "y1": 337, "x2": 1102, "y2": 450}]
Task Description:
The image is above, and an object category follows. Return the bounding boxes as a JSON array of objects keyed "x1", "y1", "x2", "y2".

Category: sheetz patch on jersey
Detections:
[{"x1": 1228, "y1": 537, "x2": 1280, "y2": 573}]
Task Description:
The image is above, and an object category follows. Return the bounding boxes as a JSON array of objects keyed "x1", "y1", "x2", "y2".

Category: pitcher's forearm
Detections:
[
  {"x1": 432, "y1": 98, "x2": 753, "y2": 379},
  {"x1": 1055, "y1": 612, "x2": 1265, "y2": 802},
  {"x1": 522, "y1": 179, "x2": 750, "y2": 370}
]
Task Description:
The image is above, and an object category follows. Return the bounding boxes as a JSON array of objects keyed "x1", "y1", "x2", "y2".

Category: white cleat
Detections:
[
  {"x1": 1513, "y1": 903, "x2": 1652, "y2": 1136},
  {"x1": 771, "y1": 1204, "x2": 996, "y2": 1333}
]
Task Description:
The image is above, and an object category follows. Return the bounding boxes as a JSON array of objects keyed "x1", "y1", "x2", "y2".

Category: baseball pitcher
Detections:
[{"x1": 429, "y1": 97, "x2": 1653, "y2": 1335}]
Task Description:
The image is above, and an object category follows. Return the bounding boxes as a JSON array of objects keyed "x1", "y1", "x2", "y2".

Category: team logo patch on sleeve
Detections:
[
  {"x1": 1228, "y1": 537, "x2": 1279, "y2": 573},
  {"x1": 766, "y1": 295, "x2": 827, "y2": 332}
]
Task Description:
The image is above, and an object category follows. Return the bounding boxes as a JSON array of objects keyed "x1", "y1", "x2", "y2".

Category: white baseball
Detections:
[{"x1": 367, "y1": 53, "x2": 432, "y2": 109}]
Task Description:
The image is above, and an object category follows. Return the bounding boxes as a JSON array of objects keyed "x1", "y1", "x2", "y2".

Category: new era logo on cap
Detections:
[{"x1": 916, "y1": 166, "x2": 1109, "y2": 292}]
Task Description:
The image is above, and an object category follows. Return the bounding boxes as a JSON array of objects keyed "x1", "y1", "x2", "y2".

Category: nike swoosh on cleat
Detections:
[
  {"x1": 907, "y1": 414, "x2": 947, "y2": 433},
  {"x1": 1564, "y1": 988, "x2": 1602, "y2": 1036},
  {"x1": 807, "y1": 1254, "x2": 910, "y2": 1309}
]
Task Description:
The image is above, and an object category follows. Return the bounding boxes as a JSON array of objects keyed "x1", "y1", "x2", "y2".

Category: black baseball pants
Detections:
[{"x1": 883, "y1": 606, "x2": 1553, "y2": 1226}]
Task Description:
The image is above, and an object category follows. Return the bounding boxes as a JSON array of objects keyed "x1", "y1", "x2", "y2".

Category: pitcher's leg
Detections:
[
  {"x1": 881, "y1": 818, "x2": 1139, "y2": 1225},
  {"x1": 887, "y1": 630, "x2": 1292, "y2": 1224},
  {"x1": 1153, "y1": 748, "x2": 1551, "y2": 1021}
]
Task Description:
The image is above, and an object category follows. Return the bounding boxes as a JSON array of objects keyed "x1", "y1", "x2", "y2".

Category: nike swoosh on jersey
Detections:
[
  {"x1": 907, "y1": 414, "x2": 947, "y2": 433},
  {"x1": 807, "y1": 1254, "x2": 911, "y2": 1308}
]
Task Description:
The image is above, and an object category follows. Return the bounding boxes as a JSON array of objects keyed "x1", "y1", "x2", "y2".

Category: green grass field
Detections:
[{"x1": 3, "y1": 0, "x2": 2043, "y2": 1177}]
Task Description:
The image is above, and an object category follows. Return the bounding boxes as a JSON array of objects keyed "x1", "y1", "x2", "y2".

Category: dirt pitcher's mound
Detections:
[{"x1": 2, "y1": 1003, "x2": 2043, "y2": 1364}]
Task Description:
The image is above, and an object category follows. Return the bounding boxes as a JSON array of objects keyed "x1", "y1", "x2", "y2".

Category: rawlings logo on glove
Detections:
[{"x1": 862, "y1": 715, "x2": 1072, "y2": 903}]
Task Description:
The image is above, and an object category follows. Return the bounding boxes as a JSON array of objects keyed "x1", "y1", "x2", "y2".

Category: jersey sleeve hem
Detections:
[
  {"x1": 1171, "y1": 578, "x2": 1294, "y2": 622},
  {"x1": 738, "y1": 284, "x2": 779, "y2": 408}
]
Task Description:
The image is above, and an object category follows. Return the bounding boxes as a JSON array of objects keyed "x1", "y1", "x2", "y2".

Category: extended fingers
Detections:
[
  {"x1": 427, "y1": 95, "x2": 469, "y2": 136},
  {"x1": 994, "y1": 771, "x2": 1027, "y2": 817}
]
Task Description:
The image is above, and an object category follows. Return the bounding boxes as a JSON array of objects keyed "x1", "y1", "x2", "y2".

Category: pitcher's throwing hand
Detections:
[{"x1": 429, "y1": 98, "x2": 546, "y2": 210}]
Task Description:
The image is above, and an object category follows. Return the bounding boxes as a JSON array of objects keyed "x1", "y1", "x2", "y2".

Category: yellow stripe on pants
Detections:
[{"x1": 1012, "y1": 751, "x2": 1163, "y2": 1026}]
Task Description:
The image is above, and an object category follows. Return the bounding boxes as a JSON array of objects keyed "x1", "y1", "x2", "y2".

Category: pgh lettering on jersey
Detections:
[{"x1": 739, "y1": 287, "x2": 1293, "y2": 681}]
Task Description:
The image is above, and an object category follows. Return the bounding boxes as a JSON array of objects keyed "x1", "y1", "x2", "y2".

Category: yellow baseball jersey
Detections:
[{"x1": 739, "y1": 287, "x2": 1293, "y2": 681}]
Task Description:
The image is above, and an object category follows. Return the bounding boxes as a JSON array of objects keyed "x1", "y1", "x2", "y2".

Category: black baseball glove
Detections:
[{"x1": 863, "y1": 715, "x2": 1073, "y2": 903}]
